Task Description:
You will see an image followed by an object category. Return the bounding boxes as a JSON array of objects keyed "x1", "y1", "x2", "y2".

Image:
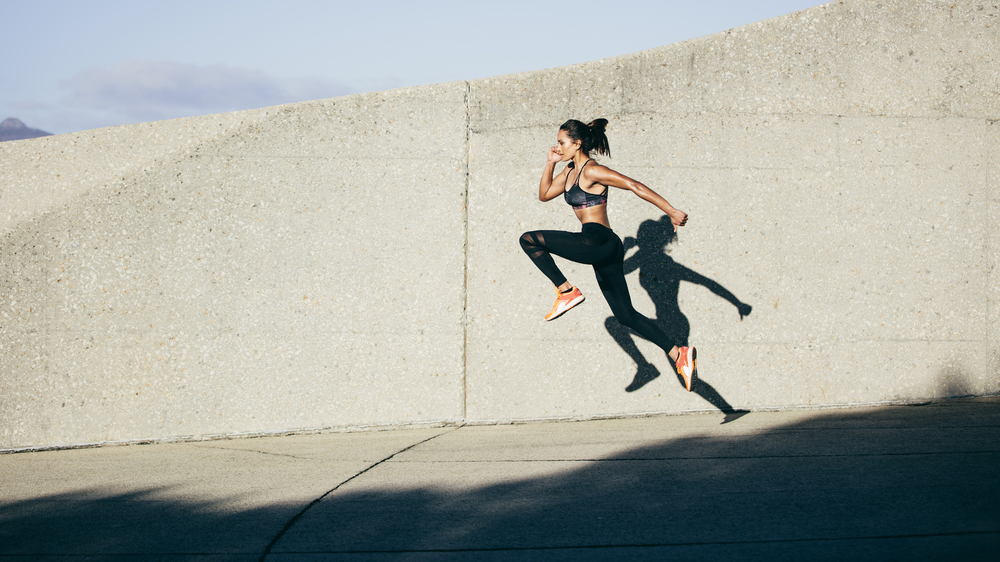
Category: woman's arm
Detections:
[
  {"x1": 538, "y1": 147, "x2": 569, "y2": 202},
  {"x1": 586, "y1": 164, "x2": 688, "y2": 231}
]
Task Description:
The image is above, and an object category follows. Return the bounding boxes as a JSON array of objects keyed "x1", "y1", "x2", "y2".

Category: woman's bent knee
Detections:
[{"x1": 520, "y1": 232, "x2": 539, "y2": 252}]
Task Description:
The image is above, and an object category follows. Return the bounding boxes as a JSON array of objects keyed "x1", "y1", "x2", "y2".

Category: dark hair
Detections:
[{"x1": 560, "y1": 118, "x2": 611, "y2": 157}]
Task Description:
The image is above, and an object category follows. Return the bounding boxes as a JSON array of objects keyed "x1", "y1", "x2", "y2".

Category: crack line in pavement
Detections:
[
  {"x1": 266, "y1": 529, "x2": 1000, "y2": 555},
  {"x1": 190, "y1": 444, "x2": 311, "y2": 460},
  {"x1": 257, "y1": 427, "x2": 459, "y2": 562}
]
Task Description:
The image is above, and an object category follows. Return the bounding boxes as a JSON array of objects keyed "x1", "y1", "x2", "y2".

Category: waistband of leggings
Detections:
[{"x1": 581, "y1": 222, "x2": 613, "y2": 232}]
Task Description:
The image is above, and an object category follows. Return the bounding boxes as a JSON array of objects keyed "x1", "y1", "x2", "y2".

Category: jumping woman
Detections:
[{"x1": 519, "y1": 119, "x2": 698, "y2": 391}]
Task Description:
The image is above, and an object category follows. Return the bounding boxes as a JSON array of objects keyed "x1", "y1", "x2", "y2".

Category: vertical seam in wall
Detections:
[
  {"x1": 462, "y1": 81, "x2": 471, "y2": 421},
  {"x1": 988, "y1": 118, "x2": 998, "y2": 378}
]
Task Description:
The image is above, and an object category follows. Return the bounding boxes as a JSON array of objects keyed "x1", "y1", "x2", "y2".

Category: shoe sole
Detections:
[
  {"x1": 685, "y1": 347, "x2": 698, "y2": 391},
  {"x1": 679, "y1": 347, "x2": 697, "y2": 391},
  {"x1": 545, "y1": 294, "x2": 585, "y2": 321}
]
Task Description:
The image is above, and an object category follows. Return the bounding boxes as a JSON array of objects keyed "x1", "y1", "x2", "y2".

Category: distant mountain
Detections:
[{"x1": 0, "y1": 118, "x2": 53, "y2": 142}]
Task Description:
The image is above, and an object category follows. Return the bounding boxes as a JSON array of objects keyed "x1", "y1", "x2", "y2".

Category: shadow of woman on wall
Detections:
[{"x1": 606, "y1": 217, "x2": 753, "y2": 422}]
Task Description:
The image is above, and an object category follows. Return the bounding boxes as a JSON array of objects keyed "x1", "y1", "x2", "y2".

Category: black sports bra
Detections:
[{"x1": 564, "y1": 159, "x2": 608, "y2": 210}]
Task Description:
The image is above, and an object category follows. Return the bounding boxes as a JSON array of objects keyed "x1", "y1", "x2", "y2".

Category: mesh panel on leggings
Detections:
[{"x1": 520, "y1": 232, "x2": 547, "y2": 260}]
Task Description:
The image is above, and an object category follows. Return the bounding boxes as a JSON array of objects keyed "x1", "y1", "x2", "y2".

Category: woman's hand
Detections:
[
  {"x1": 547, "y1": 146, "x2": 562, "y2": 164},
  {"x1": 667, "y1": 208, "x2": 688, "y2": 232},
  {"x1": 539, "y1": 147, "x2": 568, "y2": 201}
]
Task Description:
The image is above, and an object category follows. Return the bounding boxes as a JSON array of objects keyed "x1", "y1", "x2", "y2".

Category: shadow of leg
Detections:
[
  {"x1": 606, "y1": 315, "x2": 748, "y2": 423},
  {"x1": 626, "y1": 363, "x2": 660, "y2": 393},
  {"x1": 605, "y1": 317, "x2": 660, "y2": 392},
  {"x1": 688, "y1": 375, "x2": 749, "y2": 424},
  {"x1": 721, "y1": 410, "x2": 750, "y2": 424}
]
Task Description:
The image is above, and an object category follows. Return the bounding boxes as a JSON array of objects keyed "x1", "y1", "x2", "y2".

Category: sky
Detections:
[{"x1": 2, "y1": 0, "x2": 828, "y2": 135}]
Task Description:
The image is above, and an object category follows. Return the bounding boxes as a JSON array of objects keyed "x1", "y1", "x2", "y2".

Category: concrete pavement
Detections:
[{"x1": 2, "y1": 397, "x2": 998, "y2": 560}]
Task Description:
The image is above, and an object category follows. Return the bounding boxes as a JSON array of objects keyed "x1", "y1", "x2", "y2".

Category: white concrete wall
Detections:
[
  {"x1": 1, "y1": 85, "x2": 470, "y2": 449},
  {"x1": 2, "y1": 0, "x2": 997, "y2": 449}
]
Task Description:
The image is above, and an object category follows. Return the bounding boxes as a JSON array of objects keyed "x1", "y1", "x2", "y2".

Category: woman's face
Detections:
[{"x1": 556, "y1": 130, "x2": 581, "y2": 161}]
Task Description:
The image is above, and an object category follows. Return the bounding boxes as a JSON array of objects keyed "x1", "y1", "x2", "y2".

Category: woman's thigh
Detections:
[
  {"x1": 593, "y1": 250, "x2": 634, "y2": 312},
  {"x1": 525, "y1": 229, "x2": 617, "y2": 265}
]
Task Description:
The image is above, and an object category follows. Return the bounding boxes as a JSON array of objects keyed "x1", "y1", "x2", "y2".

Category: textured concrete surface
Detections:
[
  {"x1": 465, "y1": 0, "x2": 1000, "y2": 421},
  {"x1": 1, "y1": 397, "x2": 997, "y2": 560},
  {"x1": 1, "y1": 85, "x2": 470, "y2": 448},
  {"x1": 2, "y1": 0, "x2": 999, "y2": 449}
]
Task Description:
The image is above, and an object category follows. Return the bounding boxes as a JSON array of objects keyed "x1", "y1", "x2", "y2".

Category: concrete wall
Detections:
[
  {"x1": 2, "y1": 0, "x2": 998, "y2": 449},
  {"x1": 1, "y1": 86, "x2": 470, "y2": 449}
]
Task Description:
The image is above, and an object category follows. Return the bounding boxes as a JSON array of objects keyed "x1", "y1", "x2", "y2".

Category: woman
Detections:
[{"x1": 519, "y1": 118, "x2": 697, "y2": 391}]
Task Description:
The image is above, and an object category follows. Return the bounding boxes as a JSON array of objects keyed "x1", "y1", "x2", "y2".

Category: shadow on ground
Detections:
[{"x1": 1, "y1": 400, "x2": 998, "y2": 560}]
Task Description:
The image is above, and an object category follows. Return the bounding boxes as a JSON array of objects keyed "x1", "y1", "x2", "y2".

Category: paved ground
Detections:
[{"x1": 1, "y1": 397, "x2": 998, "y2": 561}]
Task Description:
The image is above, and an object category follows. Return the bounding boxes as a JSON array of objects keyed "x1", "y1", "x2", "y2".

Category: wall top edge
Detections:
[{"x1": 1, "y1": 80, "x2": 473, "y2": 148}]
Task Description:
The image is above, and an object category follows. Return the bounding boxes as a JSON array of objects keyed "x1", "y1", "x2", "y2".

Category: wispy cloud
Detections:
[{"x1": 50, "y1": 60, "x2": 355, "y2": 130}]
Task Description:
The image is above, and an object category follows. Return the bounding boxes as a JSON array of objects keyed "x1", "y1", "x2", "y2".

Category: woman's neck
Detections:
[{"x1": 572, "y1": 153, "x2": 591, "y2": 167}]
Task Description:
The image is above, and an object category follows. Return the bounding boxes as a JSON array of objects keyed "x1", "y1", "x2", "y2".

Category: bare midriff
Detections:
[{"x1": 574, "y1": 202, "x2": 610, "y2": 228}]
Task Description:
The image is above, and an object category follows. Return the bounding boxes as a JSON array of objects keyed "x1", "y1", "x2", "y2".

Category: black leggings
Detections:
[{"x1": 519, "y1": 223, "x2": 677, "y2": 354}]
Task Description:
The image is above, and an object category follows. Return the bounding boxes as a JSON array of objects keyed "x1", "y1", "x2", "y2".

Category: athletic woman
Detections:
[{"x1": 519, "y1": 119, "x2": 698, "y2": 391}]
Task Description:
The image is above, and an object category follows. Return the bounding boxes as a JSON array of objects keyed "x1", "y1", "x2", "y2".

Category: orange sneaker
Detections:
[
  {"x1": 545, "y1": 286, "x2": 585, "y2": 321},
  {"x1": 675, "y1": 346, "x2": 697, "y2": 391}
]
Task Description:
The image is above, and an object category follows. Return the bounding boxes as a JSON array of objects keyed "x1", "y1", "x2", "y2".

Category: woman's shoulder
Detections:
[{"x1": 583, "y1": 160, "x2": 614, "y2": 177}]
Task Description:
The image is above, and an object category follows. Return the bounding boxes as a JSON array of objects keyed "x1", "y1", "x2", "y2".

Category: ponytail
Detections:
[
  {"x1": 587, "y1": 119, "x2": 610, "y2": 157},
  {"x1": 560, "y1": 118, "x2": 611, "y2": 158}
]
